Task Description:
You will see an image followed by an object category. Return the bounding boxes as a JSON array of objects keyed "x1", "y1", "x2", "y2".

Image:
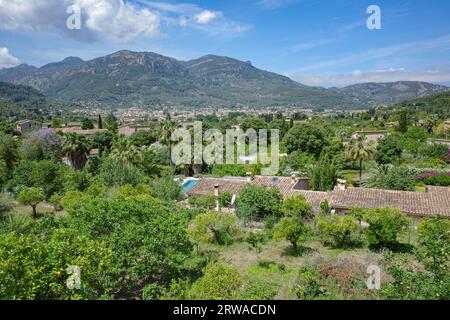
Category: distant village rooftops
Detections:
[{"x1": 56, "y1": 127, "x2": 107, "y2": 135}]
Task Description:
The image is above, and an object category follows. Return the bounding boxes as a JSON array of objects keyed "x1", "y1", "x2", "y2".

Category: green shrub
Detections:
[
  {"x1": 142, "y1": 283, "x2": 163, "y2": 300},
  {"x1": 282, "y1": 195, "x2": 314, "y2": 220},
  {"x1": 0, "y1": 192, "x2": 14, "y2": 216},
  {"x1": 273, "y1": 217, "x2": 312, "y2": 249},
  {"x1": 17, "y1": 187, "x2": 45, "y2": 218},
  {"x1": 150, "y1": 175, "x2": 183, "y2": 201},
  {"x1": 188, "y1": 212, "x2": 237, "y2": 246},
  {"x1": 240, "y1": 281, "x2": 277, "y2": 300},
  {"x1": 99, "y1": 158, "x2": 145, "y2": 187},
  {"x1": 294, "y1": 267, "x2": 325, "y2": 300},
  {"x1": 188, "y1": 195, "x2": 216, "y2": 210},
  {"x1": 364, "y1": 208, "x2": 411, "y2": 247},
  {"x1": 236, "y1": 185, "x2": 282, "y2": 222},
  {"x1": 49, "y1": 194, "x2": 63, "y2": 212},
  {"x1": 245, "y1": 232, "x2": 265, "y2": 253},
  {"x1": 317, "y1": 215, "x2": 362, "y2": 248},
  {"x1": 308, "y1": 157, "x2": 338, "y2": 191},
  {"x1": 417, "y1": 216, "x2": 450, "y2": 277},
  {"x1": 220, "y1": 191, "x2": 233, "y2": 208},
  {"x1": 190, "y1": 263, "x2": 242, "y2": 300},
  {"x1": 423, "y1": 173, "x2": 450, "y2": 187}
]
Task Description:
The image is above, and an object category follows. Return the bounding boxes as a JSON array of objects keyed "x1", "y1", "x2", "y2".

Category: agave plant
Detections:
[{"x1": 0, "y1": 212, "x2": 33, "y2": 234}]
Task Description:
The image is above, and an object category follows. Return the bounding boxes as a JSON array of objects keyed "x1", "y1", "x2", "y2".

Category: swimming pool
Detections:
[{"x1": 182, "y1": 179, "x2": 199, "y2": 193}]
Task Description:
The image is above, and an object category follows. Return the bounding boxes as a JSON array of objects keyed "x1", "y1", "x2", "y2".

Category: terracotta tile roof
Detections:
[
  {"x1": 187, "y1": 178, "x2": 248, "y2": 197},
  {"x1": 187, "y1": 177, "x2": 450, "y2": 218},
  {"x1": 328, "y1": 188, "x2": 450, "y2": 218},
  {"x1": 426, "y1": 186, "x2": 450, "y2": 195},
  {"x1": 57, "y1": 128, "x2": 107, "y2": 135},
  {"x1": 187, "y1": 176, "x2": 328, "y2": 211}
]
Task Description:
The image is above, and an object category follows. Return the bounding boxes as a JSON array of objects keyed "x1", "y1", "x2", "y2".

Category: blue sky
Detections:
[{"x1": 0, "y1": 0, "x2": 450, "y2": 87}]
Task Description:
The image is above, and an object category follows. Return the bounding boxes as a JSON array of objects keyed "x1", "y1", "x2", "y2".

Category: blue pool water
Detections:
[{"x1": 182, "y1": 180, "x2": 199, "y2": 193}]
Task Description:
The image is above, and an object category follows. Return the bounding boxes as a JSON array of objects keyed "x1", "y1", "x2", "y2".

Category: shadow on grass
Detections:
[{"x1": 281, "y1": 245, "x2": 317, "y2": 257}]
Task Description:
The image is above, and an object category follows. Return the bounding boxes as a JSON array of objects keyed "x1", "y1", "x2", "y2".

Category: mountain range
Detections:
[
  {"x1": 0, "y1": 50, "x2": 448, "y2": 109},
  {"x1": 334, "y1": 81, "x2": 449, "y2": 105}
]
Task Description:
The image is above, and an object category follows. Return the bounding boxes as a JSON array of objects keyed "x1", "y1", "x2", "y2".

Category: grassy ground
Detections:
[
  {"x1": 197, "y1": 231, "x2": 405, "y2": 300},
  {"x1": 9, "y1": 201, "x2": 67, "y2": 218}
]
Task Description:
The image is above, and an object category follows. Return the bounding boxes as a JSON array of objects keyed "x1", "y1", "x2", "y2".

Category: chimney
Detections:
[
  {"x1": 271, "y1": 176, "x2": 279, "y2": 187},
  {"x1": 214, "y1": 184, "x2": 220, "y2": 212},
  {"x1": 291, "y1": 172, "x2": 299, "y2": 184},
  {"x1": 336, "y1": 179, "x2": 348, "y2": 191}
]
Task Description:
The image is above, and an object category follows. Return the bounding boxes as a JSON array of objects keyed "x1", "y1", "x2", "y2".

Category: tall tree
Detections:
[
  {"x1": 157, "y1": 120, "x2": 179, "y2": 166},
  {"x1": 399, "y1": 110, "x2": 409, "y2": 133},
  {"x1": 98, "y1": 114, "x2": 103, "y2": 129},
  {"x1": 105, "y1": 113, "x2": 118, "y2": 131},
  {"x1": 346, "y1": 136, "x2": 376, "y2": 183},
  {"x1": 62, "y1": 133, "x2": 91, "y2": 171},
  {"x1": 0, "y1": 133, "x2": 18, "y2": 181},
  {"x1": 81, "y1": 118, "x2": 94, "y2": 130}
]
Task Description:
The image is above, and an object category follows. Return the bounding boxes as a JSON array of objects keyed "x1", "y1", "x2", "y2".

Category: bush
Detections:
[
  {"x1": 142, "y1": 283, "x2": 163, "y2": 300},
  {"x1": 0, "y1": 192, "x2": 14, "y2": 216},
  {"x1": 65, "y1": 193, "x2": 193, "y2": 298},
  {"x1": 417, "y1": 216, "x2": 450, "y2": 277},
  {"x1": 49, "y1": 194, "x2": 63, "y2": 212},
  {"x1": 190, "y1": 263, "x2": 242, "y2": 300},
  {"x1": 420, "y1": 143, "x2": 449, "y2": 162},
  {"x1": 419, "y1": 172, "x2": 450, "y2": 187},
  {"x1": 150, "y1": 175, "x2": 183, "y2": 201},
  {"x1": 283, "y1": 124, "x2": 327, "y2": 158},
  {"x1": 7, "y1": 160, "x2": 65, "y2": 198},
  {"x1": 0, "y1": 212, "x2": 33, "y2": 234},
  {"x1": 188, "y1": 195, "x2": 216, "y2": 210},
  {"x1": 0, "y1": 229, "x2": 111, "y2": 300},
  {"x1": 188, "y1": 212, "x2": 237, "y2": 246},
  {"x1": 317, "y1": 215, "x2": 362, "y2": 248},
  {"x1": 282, "y1": 195, "x2": 314, "y2": 220},
  {"x1": 382, "y1": 253, "x2": 450, "y2": 300},
  {"x1": 273, "y1": 217, "x2": 312, "y2": 249},
  {"x1": 99, "y1": 158, "x2": 145, "y2": 187},
  {"x1": 364, "y1": 208, "x2": 411, "y2": 247},
  {"x1": 17, "y1": 187, "x2": 45, "y2": 218},
  {"x1": 220, "y1": 191, "x2": 233, "y2": 208},
  {"x1": 236, "y1": 185, "x2": 282, "y2": 222},
  {"x1": 294, "y1": 267, "x2": 325, "y2": 300},
  {"x1": 240, "y1": 281, "x2": 277, "y2": 300},
  {"x1": 245, "y1": 232, "x2": 265, "y2": 253},
  {"x1": 374, "y1": 136, "x2": 403, "y2": 165},
  {"x1": 365, "y1": 165, "x2": 416, "y2": 191},
  {"x1": 308, "y1": 157, "x2": 338, "y2": 192},
  {"x1": 382, "y1": 216, "x2": 450, "y2": 299},
  {"x1": 288, "y1": 151, "x2": 316, "y2": 172}
]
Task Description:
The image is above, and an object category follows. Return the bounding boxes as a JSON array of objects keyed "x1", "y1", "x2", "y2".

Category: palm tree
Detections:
[
  {"x1": 346, "y1": 136, "x2": 376, "y2": 184},
  {"x1": 62, "y1": 133, "x2": 91, "y2": 171},
  {"x1": 157, "y1": 120, "x2": 179, "y2": 166},
  {"x1": 110, "y1": 135, "x2": 141, "y2": 165}
]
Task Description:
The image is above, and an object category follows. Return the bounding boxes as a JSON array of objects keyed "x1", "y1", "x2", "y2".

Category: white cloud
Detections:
[
  {"x1": 136, "y1": 1, "x2": 249, "y2": 36},
  {"x1": 290, "y1": 68, "x2": 450, "y2": 87},
  {"x1": 0, "y1": 47, "x2": 21, "y2": 69},
  {"x1": 0, "y1": 0, "x2": 160, "y2": 42},
  {"x1": 194, "y1": 10, "x2": 219, "y2": 24}
]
